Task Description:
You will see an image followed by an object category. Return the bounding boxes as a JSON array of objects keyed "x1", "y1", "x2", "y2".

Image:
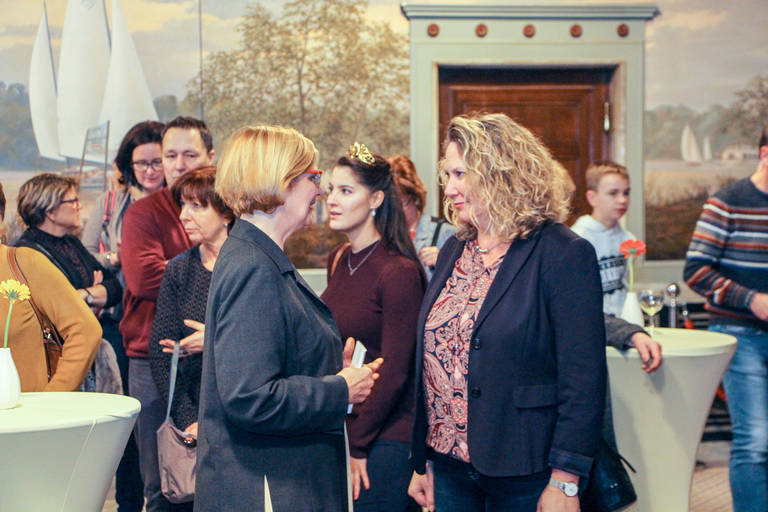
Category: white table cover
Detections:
[
  {"x1": 607, "y1": 327, "x2": 736, "y2": 511},
  {"x1": 0, "y1": 392, "x2": 140, "y2": 512}
]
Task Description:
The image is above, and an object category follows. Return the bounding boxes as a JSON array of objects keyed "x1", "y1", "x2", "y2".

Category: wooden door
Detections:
[{"x1": 438, "y1": 67, "x2": 614, "y2": 223}]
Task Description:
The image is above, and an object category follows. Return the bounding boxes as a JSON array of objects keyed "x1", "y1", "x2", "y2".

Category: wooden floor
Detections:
[{"x1": 101, "y1": 441, "x2": 734, "y2": 511}]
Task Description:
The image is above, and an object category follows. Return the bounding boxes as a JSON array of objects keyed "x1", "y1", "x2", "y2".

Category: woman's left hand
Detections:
[
  {"x1": 160, "y1": 319, "x2": 205, "y2": 356},
  {"x1": 537, "y1": 469, "x2": 580, "y2": 512},
  {"x1": 350, "y1": 456, "x2": 370, "y2": 500},
  {"x1": 537, "y1": 486, "x2": 580, "y2": 512}
]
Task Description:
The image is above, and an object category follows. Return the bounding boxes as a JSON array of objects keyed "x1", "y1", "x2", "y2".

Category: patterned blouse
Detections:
[{"x1": 423, "y1": 240, "x2": 503, "y2": 462}]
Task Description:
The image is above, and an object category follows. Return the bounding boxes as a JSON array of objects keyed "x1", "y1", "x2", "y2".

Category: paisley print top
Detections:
[{"x1": 423, "y1": 240, "x2": 503, "y2": 462}]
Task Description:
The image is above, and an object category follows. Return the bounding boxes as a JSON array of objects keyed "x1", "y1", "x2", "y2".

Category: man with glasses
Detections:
[{"x1": 120, "y1": 116, "x2": 214, "y2": 512}]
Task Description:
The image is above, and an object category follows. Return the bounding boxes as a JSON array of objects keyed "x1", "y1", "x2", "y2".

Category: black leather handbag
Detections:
[{"x1": 581, "y1": 438, "x2": 637, "y2": 512}]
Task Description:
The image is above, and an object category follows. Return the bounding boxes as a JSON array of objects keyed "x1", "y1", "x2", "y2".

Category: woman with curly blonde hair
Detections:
[{"x1": 408, "y1": 113, "x2": 606, "y2": 512}]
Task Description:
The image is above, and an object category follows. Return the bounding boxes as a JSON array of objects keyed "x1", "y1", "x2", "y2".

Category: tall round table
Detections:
[
  {"x1": 607, "y1": 327, "x2": 736, "y2": 511},
  {"x1": 0, "y1": 392, "x2": 140, "y2": 511}
]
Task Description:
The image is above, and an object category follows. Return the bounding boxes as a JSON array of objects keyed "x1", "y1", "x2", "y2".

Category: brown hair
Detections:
[
  {"x1": 171, "y1": 166, "x2": 234, "y2": 221},
  {"x1": 585, "y1": 161, "x2": 629, "y2": 191},
  {"x1": 442, "y1": 113, "x2": 571, "y2": 241},
  {"x1": 389, "y1": 154, "x2": 427, "y2": 215},
  {"x1": 17, "y1": 173, "x2": 78, "y2": 228}
]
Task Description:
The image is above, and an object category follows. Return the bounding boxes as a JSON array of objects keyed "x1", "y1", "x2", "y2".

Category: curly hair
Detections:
[
  {"x1": 441, "y1": 113, "x2": 571, "y2": 241},
  {"x1": 388, "y1": 154, "x2": 426, "y2": 215}
]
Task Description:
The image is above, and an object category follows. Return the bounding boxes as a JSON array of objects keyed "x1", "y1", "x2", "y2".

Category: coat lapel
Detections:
[{"x1": 473, "y1": 227, "x2": 543, "y2": 332}]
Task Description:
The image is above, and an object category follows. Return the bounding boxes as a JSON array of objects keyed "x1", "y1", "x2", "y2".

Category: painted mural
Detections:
[{"x1": 0, "y1": 0, "x2": 766, "y2": 264}]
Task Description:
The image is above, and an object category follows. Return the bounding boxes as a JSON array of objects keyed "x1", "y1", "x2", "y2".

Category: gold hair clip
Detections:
[{"x1": 347, "y1": 142, "x2": 375, "y2": 165}]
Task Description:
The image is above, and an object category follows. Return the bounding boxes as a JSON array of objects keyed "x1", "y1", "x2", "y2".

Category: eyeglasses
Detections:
[
  {"x1": 60, "y1": 197, "x2": 80, "y2": 206},
  {"x1": 132, "y1": 159, "x2": 163, "y2": 172},
  {"x1": 306, "y1": 169, "x2": 323, "y2": 186}
]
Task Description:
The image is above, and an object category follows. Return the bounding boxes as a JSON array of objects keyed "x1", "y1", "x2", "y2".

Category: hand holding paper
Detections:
[{"x1": 337, "y1": 340, "x2": 382, "y2": 409}]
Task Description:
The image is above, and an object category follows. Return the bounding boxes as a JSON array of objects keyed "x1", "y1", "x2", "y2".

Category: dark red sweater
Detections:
[
  {"x1": 120, "y1": 188, "x2": 191, "y2": 358},
  {"x1": 322, "y1": 241, "x2": 425, "y2": 457}
]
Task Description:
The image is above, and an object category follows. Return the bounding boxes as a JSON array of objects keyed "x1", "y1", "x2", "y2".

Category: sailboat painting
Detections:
[
  {"x1": 680, "y1": 124, "x2": 702, "y2": 164},
  {"x1": 29, "y1": 0, "x2": 158, "y2": 164},
  {"x1": 28, "y1": 3, "x2": 63, "y2": 162}
]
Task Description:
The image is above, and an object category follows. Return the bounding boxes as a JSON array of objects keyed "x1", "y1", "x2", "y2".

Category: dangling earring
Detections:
[{"x1": 371, "y1": 208, "x2": 376, "y2": 217}]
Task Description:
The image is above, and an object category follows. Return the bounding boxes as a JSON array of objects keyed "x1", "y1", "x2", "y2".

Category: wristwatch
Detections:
[
  {"x1": 549, "y1": 477, "x2": 578, "y2": 497},
  {"x1": 84, "y1": 288, "x2": 94, "y2": 306}
]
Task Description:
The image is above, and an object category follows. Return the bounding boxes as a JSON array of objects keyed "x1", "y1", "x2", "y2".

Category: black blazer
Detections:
[
  {"x1": 195, "y1": 219, "x2": 349, "y2": 511},
  {"x1": 411, "y1": 222, "x2": 606, "y2": 478}
]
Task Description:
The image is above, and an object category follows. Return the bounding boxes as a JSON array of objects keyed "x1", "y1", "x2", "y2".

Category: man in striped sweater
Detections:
[{"x1": 684, "y1": 129, "x2": 768, "y2": 512}]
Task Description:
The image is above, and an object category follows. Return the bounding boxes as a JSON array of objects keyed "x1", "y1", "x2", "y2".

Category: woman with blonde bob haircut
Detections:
[
  {"x1": 195, "y1": 125, "x2": 382, "y2": 512},
  {"x1": 409, "y1": 113, "x2": 606, "y2": 512}
]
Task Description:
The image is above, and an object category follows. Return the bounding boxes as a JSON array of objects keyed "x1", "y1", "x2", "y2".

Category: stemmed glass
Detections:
[{"x1": 639, "y1": 289, "x2": 664, "y2": 337}]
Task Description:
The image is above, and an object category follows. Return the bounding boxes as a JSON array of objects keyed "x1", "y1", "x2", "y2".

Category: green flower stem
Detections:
[
  {"x1": 628, "y1": 256, "x2": 634, "y2": 293},
  {"x1": 3, "y1": 300, "x2": 13, "y2": 349}
]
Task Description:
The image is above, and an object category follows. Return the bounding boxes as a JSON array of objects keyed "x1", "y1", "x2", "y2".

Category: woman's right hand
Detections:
[
  {"x1": 408, "y1": 467, "x2": 434, "y2": 511},
  {"x1": 338, "y1": 358, "x2": 383, "y2": 404}
]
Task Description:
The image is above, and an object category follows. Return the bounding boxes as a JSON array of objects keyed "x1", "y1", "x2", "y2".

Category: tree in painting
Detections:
[
  {"x1": 182, "y1": 0, "x2": 410, "y2": 168},
  {"x1": 722, "y1": 75, "x2": 768, "y2": 140},
  {"x1": 181, "y1": 0, "x2": 410, "y2": 267}
]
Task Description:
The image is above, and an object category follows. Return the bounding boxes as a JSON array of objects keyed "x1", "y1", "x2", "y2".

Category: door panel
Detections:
[{"x1": 438, "y1": 67, "x2": 613, "y2": 223}]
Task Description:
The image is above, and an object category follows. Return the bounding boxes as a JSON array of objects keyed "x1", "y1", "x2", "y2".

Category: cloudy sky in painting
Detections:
[{"x1": 0, "y1": 0, "x2": 766, "y2": 110}]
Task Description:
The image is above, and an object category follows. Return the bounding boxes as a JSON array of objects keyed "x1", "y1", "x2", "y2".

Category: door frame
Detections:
[{"x1": 401, "y1": 3, "x2": 672, "y2": 282}]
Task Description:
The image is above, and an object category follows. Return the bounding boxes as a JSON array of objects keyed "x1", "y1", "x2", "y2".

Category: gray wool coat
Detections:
[{"x1": 195, "y1": 219, "x2": 350, "y2": 512}]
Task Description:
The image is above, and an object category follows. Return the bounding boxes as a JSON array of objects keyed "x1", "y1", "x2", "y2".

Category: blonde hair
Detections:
[
  {"x1": 17, "y1": 173, "x2": 77, "y2": 228},
  {"x1": 442, "y1": 113, "x2": 571, "y2": 241},
  {"x1": 585, "y1": 161, "x2": 629, "y2": 191},
  {"x1": 216, "y1": 125, "x2": 318, "y2": 215}
]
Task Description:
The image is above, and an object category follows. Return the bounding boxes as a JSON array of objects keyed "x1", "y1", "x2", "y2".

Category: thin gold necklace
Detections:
[{"x1": 347, "y1": 239, "x2": 381, "y2": 275}]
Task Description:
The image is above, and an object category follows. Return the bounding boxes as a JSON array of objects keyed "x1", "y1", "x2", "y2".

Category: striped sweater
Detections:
[{"x1": 683, "y1": 177, "x2": 768, "y2": 330}]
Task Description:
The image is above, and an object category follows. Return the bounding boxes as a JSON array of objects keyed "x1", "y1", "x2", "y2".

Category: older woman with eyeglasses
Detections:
[{"x1": 16, "y1": 173, "x2": 122, "y2": 315}]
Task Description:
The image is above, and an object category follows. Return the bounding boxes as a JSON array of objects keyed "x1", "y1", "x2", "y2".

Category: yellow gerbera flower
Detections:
[{"x1": 0, "y1": 279, "x2": 31, "y2": 303}]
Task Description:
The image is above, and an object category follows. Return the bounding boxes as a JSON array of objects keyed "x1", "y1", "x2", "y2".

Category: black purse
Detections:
[{"x1": 581, "y1": 438, "x2": 637, "y2": 512}]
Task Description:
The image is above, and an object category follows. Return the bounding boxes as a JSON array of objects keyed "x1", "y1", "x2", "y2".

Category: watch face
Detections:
[{"x1": 564, "y1": 482, "x2": 578, "y2": 497}]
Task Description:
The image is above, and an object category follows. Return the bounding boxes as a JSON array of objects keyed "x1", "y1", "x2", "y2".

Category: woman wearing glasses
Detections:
[
  {"x1": 16, "y1": 173, "x2": 122, "y2": 312},
  {"x1": 80, "y1": 120, "x2": 164, "y2": 512}
]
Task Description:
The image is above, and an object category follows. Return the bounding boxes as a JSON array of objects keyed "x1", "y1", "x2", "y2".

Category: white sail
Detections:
[
  {"x1": 98, "y1": 0, "x2": 158, "y2": 160},
  {"x1": 681, "y1": 124, "x2": 702, "y2": 163},
  {"x1": 56, "y1": 0, "x2": 111, "y2": 160},
  {"x1": 28, "y1": 2, "x2": 64, "y2": 161},
  {"x1": 702, "y1": 136, "x2": 713, "y2": 161}
]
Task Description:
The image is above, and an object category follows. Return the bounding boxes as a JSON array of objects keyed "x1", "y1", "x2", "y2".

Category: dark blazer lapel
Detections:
[{"x1": 473, "y1": 228, "x2": 543, "y2": 332}]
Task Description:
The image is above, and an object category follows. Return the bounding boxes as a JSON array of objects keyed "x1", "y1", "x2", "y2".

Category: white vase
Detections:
[
  {"x1": 0, "y1": 347, "x2": 21, "y2": 409},
  {"x1": 621, "y1": 291, "x2": 645, "y2": 327}
]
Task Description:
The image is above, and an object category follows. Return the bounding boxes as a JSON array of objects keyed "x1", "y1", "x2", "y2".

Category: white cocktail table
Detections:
[
  {"x1": 0, "y1": 392, "x2": 140, "y2": 511},
  {"x1": 607, "y1": 327, "x2": 736, "y2": 511}
]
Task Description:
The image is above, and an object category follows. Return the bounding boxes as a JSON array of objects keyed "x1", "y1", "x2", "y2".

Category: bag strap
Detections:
[
  {"x1": 600, "y1": 437, "x2": 637, "y2": 473},
  {"x1": 430, "y1": 217, "x2": 446, "y2": 247},
  {"x1": 165, "y1": 340, "x2": 181, "y2": 421},
  {"x1": 330, "y1": 242, "x2": 350, "y2": 277},
  {"x1": 7, "y1": 247, "x2": 54, "y2": 341}
]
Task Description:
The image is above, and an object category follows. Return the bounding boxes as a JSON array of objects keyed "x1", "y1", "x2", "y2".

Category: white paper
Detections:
[{"x1": 347, "y1": 341, "x2": 366, "y2": 414}]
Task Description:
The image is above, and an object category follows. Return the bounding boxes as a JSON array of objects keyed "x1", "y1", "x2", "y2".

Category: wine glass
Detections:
[{"x1": 639, "y1": 289, "x2": 664, "y2": 337}]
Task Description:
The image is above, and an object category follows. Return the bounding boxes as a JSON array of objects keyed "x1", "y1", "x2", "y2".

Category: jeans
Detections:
[
  {"x1": 129, "y1": 357, "x2": 171, "y2": 512},
  {"x1": 354, "y1": 440, "x2": 417, "y2": 512},
  {"x1": 431, "y1": 454, "x2": 549, "y2": 512},
  {"x1": 711, "y1": 323, "x2": 768, "y2": 512}
]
